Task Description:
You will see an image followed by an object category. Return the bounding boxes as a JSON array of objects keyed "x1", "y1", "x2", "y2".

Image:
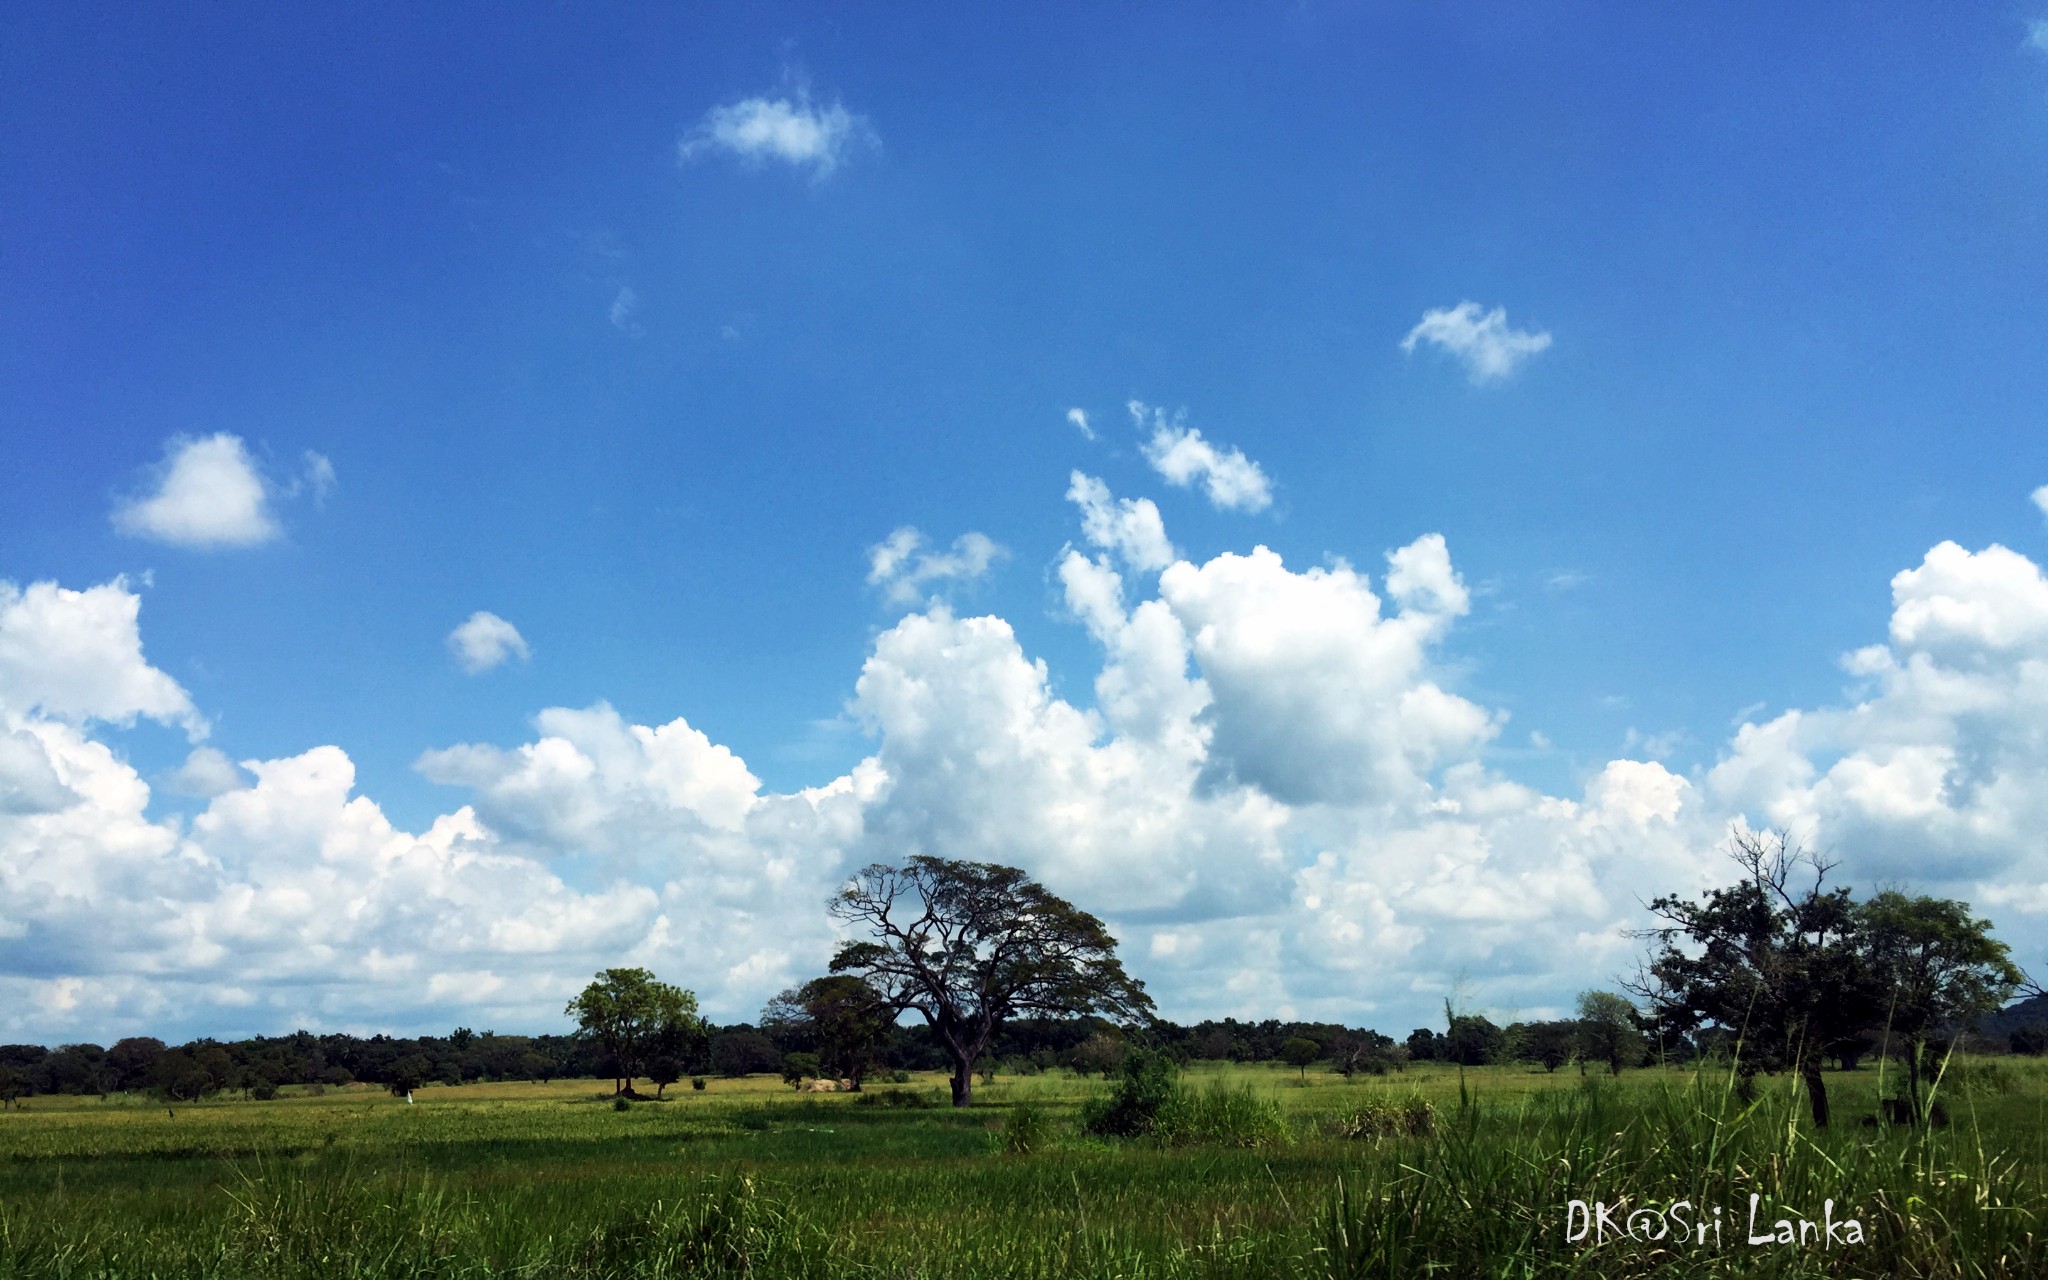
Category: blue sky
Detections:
[{"x1": 5, "y1": 4, "x2": 2048, "y2": 1043}]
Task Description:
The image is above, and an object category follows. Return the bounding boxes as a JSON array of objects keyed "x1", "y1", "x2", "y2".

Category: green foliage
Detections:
[
  {"x1": 2, "y1": 1061, "x2": 2046, "y2": 1276},
  {"x1": 995, "y1": 1103, "x2": 1050, "y2": 1154},
  {"x1": 1329, "y1": 1094, "x2": 1438, "y2": 1141},
  {"x1": 1573, "y1": 991, "x2": 1646, "y2": 1075},
  {"x1": 1080, "y1": 1048, "x2": 1179, "y2": 1137},
  {"x1": 829, "y1": 856, "x2": 1154, "y2": 1106},
  {"x1": 1279, "y1": 1036, "x2": 1320, "y2": 1081},
  {"x1": 852, "y1": 1087, "x2": 938, "y2": 1108},
  {"x1": 565, "y1": 968, "x2": 705, "y2": 1096},
  {"x1": 779, "y1": 1052, "x2": 821, "y2": 1089},
  {"x1": 1153, "y1": 1082, "x2": 1289, "y2": 1147}
]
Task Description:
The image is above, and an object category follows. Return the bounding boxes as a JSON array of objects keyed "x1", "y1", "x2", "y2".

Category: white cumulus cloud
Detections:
[
  {"x1": 112, "y1": 434, "x2": 280, "y2": 548},
  {"x1": 1130, "y1": 402, "x2": 1274, "y2": 513},
  {"x1": 680, "y1": 91, "x2": 875, "y2": 179},
  {"x1": 447, "y1": 612, "x2": 532, "y2": 675},
  {"x1": 1067, "y1": 472, "x2": 1176, "y2": 572},
  {"x1": 1401, "y1": 301, "x2": 1553, "y2": 384},
  {"x1": 15, "y1": 481, "x2": 2048, "y2": 1043}
]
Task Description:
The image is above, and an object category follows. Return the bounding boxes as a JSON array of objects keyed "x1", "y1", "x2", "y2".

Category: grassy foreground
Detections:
[{"x1": 1, "y1": 1059, "x2": 2043, "y2": 1278}]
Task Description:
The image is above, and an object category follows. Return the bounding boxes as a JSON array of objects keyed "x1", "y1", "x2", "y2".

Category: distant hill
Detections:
[{"x1": 1976, "y1": 993, "x2": 2048, "y2": 1041}]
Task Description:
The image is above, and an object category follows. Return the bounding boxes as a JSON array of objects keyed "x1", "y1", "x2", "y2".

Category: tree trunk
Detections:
[
  {"x1": 949, "y1": 1057, "x2": 973, "y2": 1107},
  {"x1": 1799, "y1": 1057, "x2": 1830, "y2": 1128}
]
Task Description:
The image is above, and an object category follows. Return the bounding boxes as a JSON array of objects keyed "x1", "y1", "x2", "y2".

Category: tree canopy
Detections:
[
  {"x1": 828, "y1": 856, "x2": 1154, "y2": 1106},
  {"x1": 564, "y1": 968, "x2": 705, "y2": 1097}
]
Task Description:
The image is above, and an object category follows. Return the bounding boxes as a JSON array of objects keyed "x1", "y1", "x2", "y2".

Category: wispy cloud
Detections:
[
  {"x1": 609, "y1": 286, "x2": 642, "y2": 336},
  {"x1": 866, "y1": 527, "x2": 1005, "y2": 604},
  {"x1": 1401, "y1": 301, "x2": 1552, "y2": 384},
  {"x1": 2028, "y1": 18, "x2": 2048, "y2": 53},
  {"x1": 1066, "y1": 408, "x2": 1095, "y2": 441},
  {"x1": 1130, "y1": 401, "x2": 1273, "y2": 513},
  {"x1": 680, "y1": 90, "x2": 875, "y2": 180},
  {"x1": 447, "y1": 612, "x2": 532, "y2": 674}
]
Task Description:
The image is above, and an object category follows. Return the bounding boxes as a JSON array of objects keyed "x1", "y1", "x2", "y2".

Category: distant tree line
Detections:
[{"x1": 4, "y1": 849, "x2": 2041, "y2": 1112}]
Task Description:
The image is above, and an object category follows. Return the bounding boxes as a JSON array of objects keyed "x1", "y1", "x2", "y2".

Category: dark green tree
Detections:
[
  {"x1": 1575, "y1": 991, "x2": 1647, "y2": 1076},
  {"x1": 780, "y1": 1051, "x2": 822, "y2": 1088},
  {"x1": 1630, "y1": 832, "x2": 1879, "y2": 1128},
  {"x1": 1520, "y1": 1020, "x2": 1578, "y2": 1072},
  {"x1": 1280, "y1": 1036, "x2": 1320, "y2": 1081},
  {"x1": 829, "y1": 857, "x2": 1154, "y2": 1107},
  {"x1": 1859, "y1": 891, "x2": 2022, "y2": 1120},
  {"x1": 761, "y1": 975, "x2": 891, "y2": 1088},
  {"x1": 565, "y1": 968, "x2": 705, "y2": 1097}
]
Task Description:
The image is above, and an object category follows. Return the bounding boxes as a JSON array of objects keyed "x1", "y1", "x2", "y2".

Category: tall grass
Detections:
[{"x1": 2, "y1": 1062, "x2": 2041, "y2": 1277}]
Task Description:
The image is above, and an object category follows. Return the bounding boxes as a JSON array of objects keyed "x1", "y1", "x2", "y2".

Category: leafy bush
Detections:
[
  {"x1": 1081, "y1": 1048, "x2": 1178, "y2": 1137},
  {"x1": 612, "y1": 1096, "x2": 631, "y2": 1112},
  {"x1": 690, "y1": 1077, "x2": 707, "y2": 1091},
  {"x1": 1154, "y1": 1082, "x2": 1288, "y2": 1147}
]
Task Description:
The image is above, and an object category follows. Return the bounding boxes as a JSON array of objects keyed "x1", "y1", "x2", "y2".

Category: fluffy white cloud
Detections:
[
  {"x1": 1159, "y1": 537, "x2": 1487, "y2": 806},
  {"x1": 15, "y1": 483, "x2": 2048, "y2": 1043},
  {"x1": 1401, "y1": 301, "x2": 1552, "y2": 383},
  {"x1": 680, "y1": 91, "x2": 875, "y2": 179},
  {"x1": 865, "y1": 527, "x2": 1005, "y2": 605},
  {"x1": 0, "y1": 579, "x2": 204, "y2": 739},
  {"x1": 447, "y1": 611, "x2": 532, "y2": 674},
  {"x1": 1132, "y1": 402, "x2": 1274, "y2": 512},
  {"x1": 162, "y1": 747, "x2": 245, "y2": 799},
  {"x1": 112, "y1": 435, "x2": 333, "y2": 548},
  {"x1": 1067, "y1": 472, "x2": 1175, "y2": 572}
]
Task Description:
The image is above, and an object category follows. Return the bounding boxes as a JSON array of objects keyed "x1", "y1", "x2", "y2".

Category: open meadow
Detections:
[{"x1": 2, "y1": 1059, "x2": 2044, "y2": 1279}]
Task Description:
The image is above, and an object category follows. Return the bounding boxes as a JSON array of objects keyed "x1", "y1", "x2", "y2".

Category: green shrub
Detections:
[
  {"x1": 1081, "y1": 1048, "x2": 1179, "y2": 1137},
  {"x1": 1154, "y1": 1082, "x2": 1288, "y2": 1147},
  {"x1": 996, "y1": 1103, "x2": 1051, "y2": 1154},
  {"x1": 690, "y1": 1077, "x2": 707, "y2": 1091},
  {"x1": 1330, "y1": 1093, "x2": 1436, "y2": 1140},
  {"x1": 853, "y1": 1088, "x2": 936, "y2": 1108}
]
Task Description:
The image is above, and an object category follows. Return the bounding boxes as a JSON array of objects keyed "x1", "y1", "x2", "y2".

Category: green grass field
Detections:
[{"x1": 3, "y1": 1059, "x2": 2044, "y2": 1278}]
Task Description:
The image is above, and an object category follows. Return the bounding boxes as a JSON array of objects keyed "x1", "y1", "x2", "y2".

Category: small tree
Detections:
[
  {"x1": 1280, "y1": 1036, "x2": 1320, "y2": 1081},
  {"x1": 781, "y1": 1052, "x2": 822, "y2": 1089},
  {"x1": 829, "y1": 857, "x2": 1154, "y2": 1107},
  {"x1": 1859, "y1": 891, "x2": 2021, "y2": 1120},
  {"x1": 1521, "y1": 1020, "x2": 1578, "y2": 1072},
  {"x1": 761, "y1": 976, "x2": 891, "y2": 1088},
  {"x1": 1631, "y1": 832, "x2": 1878, "y2": 1128},
  {"x1": 565, "y1": 968, "x2": 704, "y2": 1097},
  {"x1": 1575, "y1": 991, "x2": 1647, "y2": 1076}
]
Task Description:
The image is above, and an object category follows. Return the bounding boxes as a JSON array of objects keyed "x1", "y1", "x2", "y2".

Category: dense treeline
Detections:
[{"x1": 7, "y1": 998, "x2": 2043, "y2": 1106}]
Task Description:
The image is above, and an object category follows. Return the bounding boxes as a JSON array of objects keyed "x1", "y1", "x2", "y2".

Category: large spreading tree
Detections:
[{"x1": 828, "y1": 856, "x2": 1154, "y2": 1106}]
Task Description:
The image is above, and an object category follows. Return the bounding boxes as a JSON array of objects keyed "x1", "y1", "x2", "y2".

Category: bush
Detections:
[
  {"x1": 1081, "y1": 1048, "x2": 1178, "y2": 1137},
  {"x1": 853, "y1": 1088, "x2": 937, "y2": 1109},
  {"x1": 1330, "y1": 1094, "x2": 1436, "y2": 1141},
  {"x1": 996, "y1": 1104, "x2": 1051, "y2": 1154},
  {"x1": 1154, "y1": 1082, "x2": 1288, "y2": 1147},
  {"x1": 690, "y1": 1077, "x2": 707, "y2": 1091},
  {"x1": 2010, "y1": 1026, "x2": 2048, "y2": 1056},
  {"x1": 888, "y1": 1069, "x2": 911, "y2": 1084},
  {"x1": 248, "y1": 1080, "x2": 279, "y2": 1102},
  {"x1": 612, "y1": 1096, "x2": 631, "y2": 1112}
]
